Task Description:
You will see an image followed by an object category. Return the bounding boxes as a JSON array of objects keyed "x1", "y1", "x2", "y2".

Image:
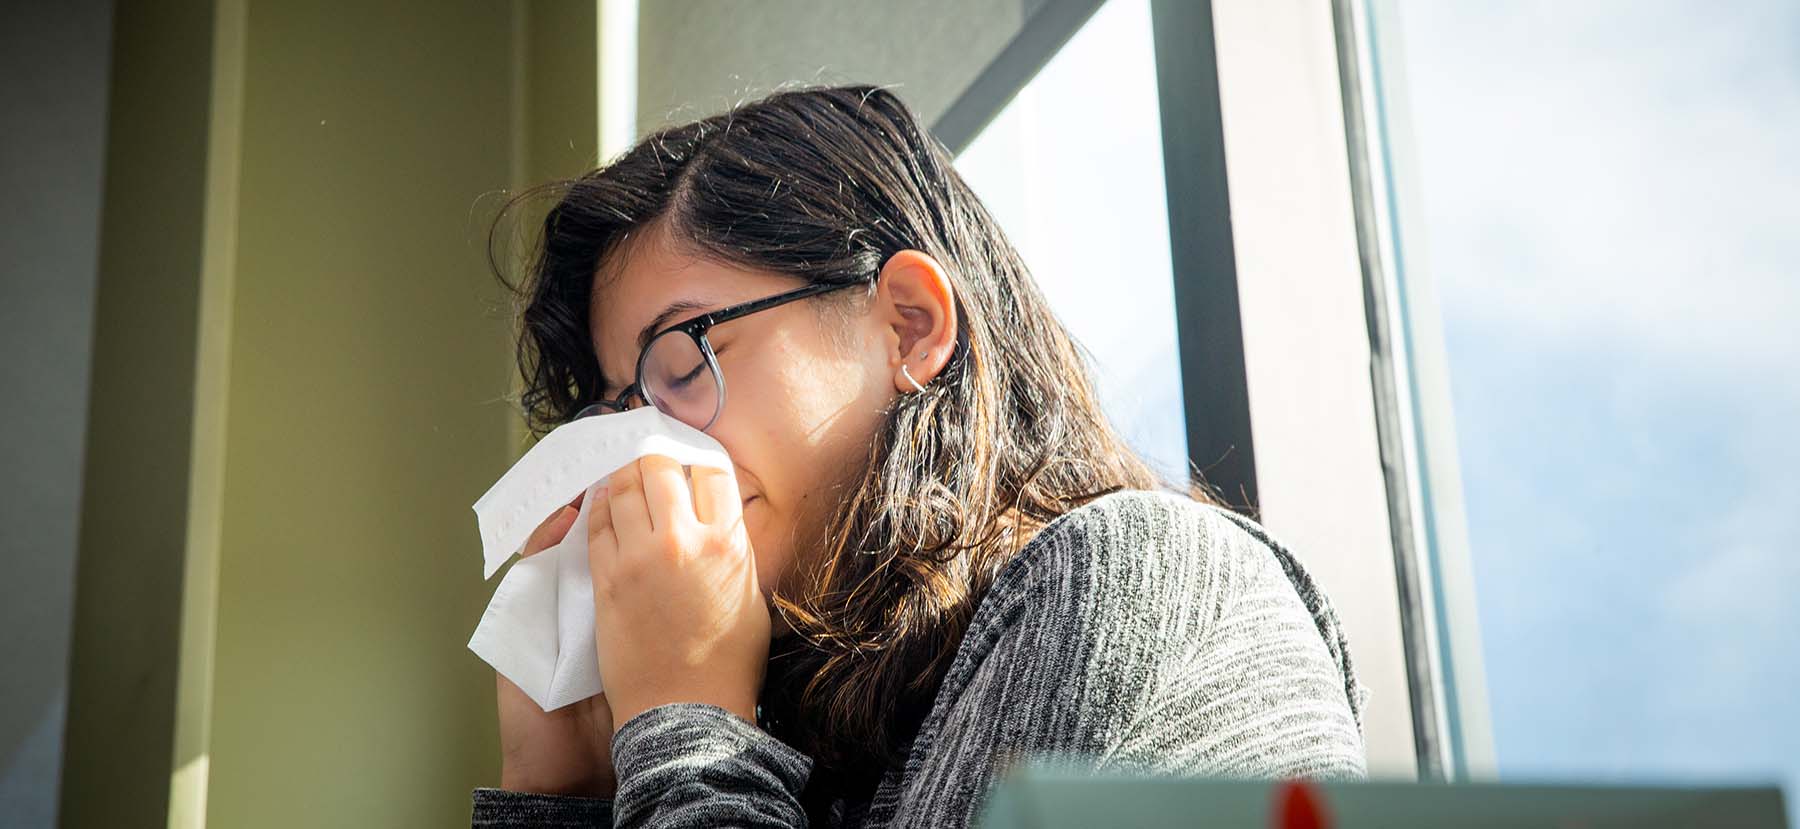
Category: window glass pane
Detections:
[
  {"x1": 954, "y1": 0, "x2": 1189, "y2": 485},
  {"x1": 1389, "y1": 0, "x2": 1800, "y2": 814}
]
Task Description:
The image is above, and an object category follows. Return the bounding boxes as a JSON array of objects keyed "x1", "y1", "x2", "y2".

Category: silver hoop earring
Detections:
[{"x1": 900, "y1": 364, "x2": 927, "y2": 393}]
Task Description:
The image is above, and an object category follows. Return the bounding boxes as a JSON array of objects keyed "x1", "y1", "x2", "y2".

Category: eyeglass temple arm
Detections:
[{"x1": 690, "y1": 279, "x2": 864, "y2": 329}]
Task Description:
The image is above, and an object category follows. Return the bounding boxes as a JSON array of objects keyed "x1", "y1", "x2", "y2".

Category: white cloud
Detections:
[
  {"x1": 1395, "y1": 0, "x2": 1800, "y2": 805},
  {"x1": 1399, "y1": 0, "x2": 1800, "y2": 377}
]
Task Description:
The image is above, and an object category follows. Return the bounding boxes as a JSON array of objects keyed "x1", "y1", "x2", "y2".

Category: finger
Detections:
[
  {"x1": 689, "y1": 464, "x2": 742, "y2": 527},
  {"x1": 584, "y1": 482, "x2": 612, "y2": 542},
  {"x1": 637, "y1": 454, "x2": 696, "y2": 533},
  {"x1": 585, "y1": 482, "x2": 617, "y2": 582},
  {"x1": 606, "y1": 460, "x2": 653, "y2": 543},
  {"x1": 522, "y1": 504, "x2": 580, "y2": 558}
]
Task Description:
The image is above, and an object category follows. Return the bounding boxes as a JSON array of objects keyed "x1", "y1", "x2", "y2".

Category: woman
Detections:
[{"x1": 471, "y1": 83, "x2": 1368, "y2": 828}]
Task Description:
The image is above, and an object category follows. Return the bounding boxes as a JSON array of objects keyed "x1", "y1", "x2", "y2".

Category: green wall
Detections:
[
  {"x1": 65, "y1": 1, "x2": 595, "y2": 826},
  {"x1": 62, "y1": 0, "x2": 214, "y2": 825},
  {"x1": 58, "y1": 0, "x2": 1049, "y2": 821},
  {"x1": 63, "y1": 0, "x2": 1053, "y2": 822},
  {"x1": 202, "y1": 1, "x2": 518, "y2": 823}
]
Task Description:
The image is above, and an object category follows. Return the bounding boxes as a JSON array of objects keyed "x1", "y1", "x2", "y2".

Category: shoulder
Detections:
[
  {"x1": 988, "y1": 488, "x2": 1271, "y2": 623},
  {"x1": 894, "y1": 488, "x2": 1366, "y2": 814},
  {"x1": 959, "y1": 488, "x2": 1264, "y2": 686},
  {"x1": 978, "y1": 487, "x2": 1368, "y2": 733}
]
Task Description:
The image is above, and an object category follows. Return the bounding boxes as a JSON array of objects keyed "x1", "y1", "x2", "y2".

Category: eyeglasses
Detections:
[{"x1": 572, "y1": 278, "x2": 868, "y2": 431}]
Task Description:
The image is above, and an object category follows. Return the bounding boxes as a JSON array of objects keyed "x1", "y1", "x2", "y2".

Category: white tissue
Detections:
[{"x1": 467, "y1": 405, "x2": 733, "y2": 712}]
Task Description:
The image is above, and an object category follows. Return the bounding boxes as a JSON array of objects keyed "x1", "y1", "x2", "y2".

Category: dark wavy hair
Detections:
[{"x1": 487, "y1": 82, "x2": 1222, "y2": 814}]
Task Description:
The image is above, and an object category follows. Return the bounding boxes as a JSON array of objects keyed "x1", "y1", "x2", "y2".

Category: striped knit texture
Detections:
[{"x1": 472, "y1": 488, "x2": 1369, "y2": 827}]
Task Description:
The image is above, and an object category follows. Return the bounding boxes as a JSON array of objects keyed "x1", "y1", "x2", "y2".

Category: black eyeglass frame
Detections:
[{"x1": 574, "y1": 278, "x2": 869, "y2": 431}]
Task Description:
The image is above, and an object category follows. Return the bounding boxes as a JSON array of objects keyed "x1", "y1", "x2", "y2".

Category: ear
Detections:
[{"x1": 874, "y1": 249, "x2": 958, "y2": 393}]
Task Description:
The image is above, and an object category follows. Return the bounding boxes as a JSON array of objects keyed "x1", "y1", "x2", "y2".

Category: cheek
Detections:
[
  {"x1": 716, "y1": 328, "x2": 886, "y2": 592},
  {"x1": 749, "y1": 516, "x2": 788, "y2": 595},
  {"x1": 723, "y1": 332, "x2": 872, "y2": 477}
]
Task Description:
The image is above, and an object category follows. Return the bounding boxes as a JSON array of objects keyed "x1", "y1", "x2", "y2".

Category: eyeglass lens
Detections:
[{"x1": 639, "y1": 329, "x2": 720, "y2": 430}]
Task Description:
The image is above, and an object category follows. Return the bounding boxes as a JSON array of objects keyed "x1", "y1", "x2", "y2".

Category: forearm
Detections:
[{"x1": 610, "y1": 702, "x2": 813, "y2": 828}]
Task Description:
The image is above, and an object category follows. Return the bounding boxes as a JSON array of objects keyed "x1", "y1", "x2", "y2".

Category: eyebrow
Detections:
[
  {"x1": 600, "y1": 297, "x2": 717, "y2": 392},
  {"x1": 638, "y1": 299, "x2": 716, "y2": 352}
]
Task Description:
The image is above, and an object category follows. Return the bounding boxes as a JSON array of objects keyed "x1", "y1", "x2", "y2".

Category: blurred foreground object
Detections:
[{"x1": 979, "y1": 766, "x2": 1788, "y2": 829}]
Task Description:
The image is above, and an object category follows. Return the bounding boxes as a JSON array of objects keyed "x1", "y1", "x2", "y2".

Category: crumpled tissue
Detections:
[{"x1": 467, "y1": 405, "x2": 732, "y2": 712}]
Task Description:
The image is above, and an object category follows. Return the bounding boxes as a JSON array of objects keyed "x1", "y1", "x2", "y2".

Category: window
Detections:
[
  {"x1": 953, "y1": 0, "x2": 1189, "y2": 486},
  {"x1": 1361, "y1": 0, "x2": 1800, "y2": 818}
]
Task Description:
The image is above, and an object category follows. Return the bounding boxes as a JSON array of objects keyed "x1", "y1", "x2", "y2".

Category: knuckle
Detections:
[
  {"x1": 612, "y1": 554, "x2": 646, "y2": 586},
  {"x1": 592, "y1": 571, "x2": 620, "y2": 602},
  {"x1": 654, "y1": 529, "x2": 687, "y2": 560}
]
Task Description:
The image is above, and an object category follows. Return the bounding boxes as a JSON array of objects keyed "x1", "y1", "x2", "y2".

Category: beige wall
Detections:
[
  {"x1": 1210, "y1": 0, "x2": 1418, "y2": 777},
  {"x1": 637, "y1": 0, "x2": 1028, "y2": 133}
]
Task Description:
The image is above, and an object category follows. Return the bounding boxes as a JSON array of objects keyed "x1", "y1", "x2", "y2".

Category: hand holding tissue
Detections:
[{"x1": 467, "y1": 406, "x2": 734, "y2": 712}]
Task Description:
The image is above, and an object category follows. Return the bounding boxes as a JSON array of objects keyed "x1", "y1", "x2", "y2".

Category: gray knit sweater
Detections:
[{"x1": 471, "y1": 488, "x2": 1369, "y2": 827}]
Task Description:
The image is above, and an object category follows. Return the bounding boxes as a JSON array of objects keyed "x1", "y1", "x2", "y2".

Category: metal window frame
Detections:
[
  {"x1": 933, "y1": 0, "x2": 1492, "y2": 777},
  {"x1": 1331, "y1": 0, "x2": 1497, "y2": 780},
  {"x1": 932, "y1": 0, "x2": 1259, "y2": 515}
]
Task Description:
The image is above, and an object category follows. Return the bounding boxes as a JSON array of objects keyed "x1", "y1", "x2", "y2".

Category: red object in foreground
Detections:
[{"x1": 1274, "y1": 779, "x2": 1332, "y2": 829}]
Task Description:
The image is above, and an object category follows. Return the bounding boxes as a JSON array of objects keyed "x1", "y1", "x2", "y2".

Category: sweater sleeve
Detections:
[
  {"x1": 608, "y1": 702, "x2": 814, "y2": 827},
  {"x1": 1098, "y1": 499, "x2": 1369, "y2": 779},
  {"x1": 469, "y1": 703, "x2": 812, "y2": 828},
  {"x1": 470, "y1": 786, "x2": 612, "y2": 827}
]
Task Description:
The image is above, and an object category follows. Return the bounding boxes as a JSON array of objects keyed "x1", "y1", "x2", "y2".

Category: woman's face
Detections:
[{"x1": 587, "y1": 225, "x2": 957, "y2": 635}]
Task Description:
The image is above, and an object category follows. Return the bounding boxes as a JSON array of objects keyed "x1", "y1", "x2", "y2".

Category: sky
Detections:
[
  {"x1": 956, "y1": 0, "x2": 1799, "y2": 817},
  {"x1": 1391, "y1": 0, "x2": 1800, "y2": 811},
  {"x1": 956, "y1": 0, "x2": 1192, "y2": 487}
]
